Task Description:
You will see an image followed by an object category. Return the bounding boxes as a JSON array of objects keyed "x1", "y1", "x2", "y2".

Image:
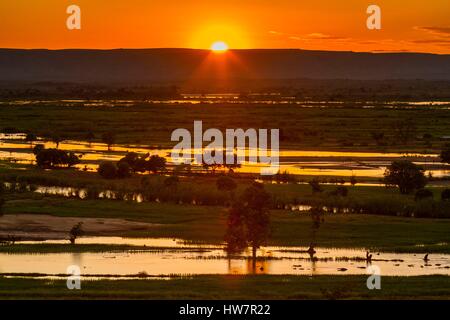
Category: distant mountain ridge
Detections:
[{"x1": 0, "y1": 48, "x2": 449, "y2": 83}]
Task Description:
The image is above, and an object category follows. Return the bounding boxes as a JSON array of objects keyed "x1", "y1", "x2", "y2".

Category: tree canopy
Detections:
[
  {"x1": 441, "y1": 144, "x2": 450, "y2": 164},
  {"x1": 118, "y1": 152, "x2": 166, "y2": 174},
  {"x1": 34, "y1": 146, "x2": 80, "y2": 169},
  {"x1": 384, "y1": 160, "x2": 427, "y2": 194},
  {"x1": 225, "y1": 182, "x2": 271, "y2": 258},
  {"x1": 98, "y1": 152, "x2": 167, "y2": 179}
]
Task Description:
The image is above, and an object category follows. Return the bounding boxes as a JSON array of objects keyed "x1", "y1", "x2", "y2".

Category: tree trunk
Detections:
[{"x1": 251, "y1": 245, "x2": 257, "y2": 273}]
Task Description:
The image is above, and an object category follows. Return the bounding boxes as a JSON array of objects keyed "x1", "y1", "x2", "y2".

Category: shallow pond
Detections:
[
  {"x1": 1, "y1": 134, "x2": 448, "y2": 178},
  {"x1": 1, "y1": 237, "x2": 449, "y2": 278}
]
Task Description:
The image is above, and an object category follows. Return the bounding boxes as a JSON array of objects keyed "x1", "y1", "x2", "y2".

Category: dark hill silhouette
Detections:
[{"x1": 0, "y1": 48, "x2": 449, "y2": 83}]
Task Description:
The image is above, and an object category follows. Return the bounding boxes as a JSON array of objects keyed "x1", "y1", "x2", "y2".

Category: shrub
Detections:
[
  {"x1": 350, "y1": 175, "x2": 357, "y2": 186},
  {"x1": 309, "y1": 178, "x2": 323, "y2": 193},
  {"x1": 33, "y1": 144, "x2": 45, "y2": 155},
  {"x1": 216, "y1": 176, "x2": 237, "y2": 192},
  {"x1": 85, "y1": 186, "x2": 100, "y2": 200},
  {"x1": 414, "y1": 189, "x2": 433, "y2": 201},
  {"x1": 441, "y1": 144, "x2": 450, "y2": 164},
  {"x1": 274, "y1": 171, "x2": 296, "y2": 183},
  {"x1": 147, "y1": 155, "x2": 166, "y2": 173},
  {"x1": 98, "y1": 162, "x2": 117, "y2": 179},
  {"x1": 2, "y1": 127, "x2": 19, "y2": 133},
  {"x1": 34, "y1": 147, "x2": 81, "y2": 168},
  {"x1": 116, "y1": 162, "x2": 131, "y2": 178},
  {"x1": 414, "y1": 200, "x2": 450, "y2": 219},
  {"x1": 119, "y1": 152, "x2": 166, "y2": 173},
  {"x1": 330, "y1": 186, "x2": 348, "y2": 197},
  {"x1": 442, "y1": 189, "x2": 450, "y2": 201},
  {"x1": 25, "y1": 132, "x2": 37, "y2": 142},
  {"x1": 101, "y1": 132, "x2": 115, "y2": 150},
  {"x1": 0, "y1": 183, "x2": 4, "y2": 216},
  {"x1": 164, "y1": 176, "x2": 179, "y2": 188}
]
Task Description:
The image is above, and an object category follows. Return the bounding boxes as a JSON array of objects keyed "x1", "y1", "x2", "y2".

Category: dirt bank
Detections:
[{"x1": 0, "y1": 214, "x2": 160, "y2": 241}]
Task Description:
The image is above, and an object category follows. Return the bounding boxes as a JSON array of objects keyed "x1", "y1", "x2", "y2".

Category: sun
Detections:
[{"x1": 210, "y1": 41, "x2": 229, "y2": 53}]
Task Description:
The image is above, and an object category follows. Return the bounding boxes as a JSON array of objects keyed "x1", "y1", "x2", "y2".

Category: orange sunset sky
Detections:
[{"x1": 0, "y1": 0, "x2": 449, "y2": 54}]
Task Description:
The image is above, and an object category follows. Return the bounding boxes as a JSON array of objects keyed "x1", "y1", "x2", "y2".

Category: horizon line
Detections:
[{"x1": 0, "y1": 47, "x2": 447, "y2": 55}]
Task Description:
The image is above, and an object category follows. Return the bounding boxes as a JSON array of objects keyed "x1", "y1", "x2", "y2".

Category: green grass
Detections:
[
  {"x1": 0, "y1": 244, "x2": 186, "y2": 253},
  {"x1": 1, "y1": 103, "x2": 450, "y2": 153},
  {"x1": 2, "y1": 161, "x2": 449, "y2": 217},
  {"x1": 3, "y1": 197, "x2": 450, "y2": 252},
  {"x1": 1, "y1": 275, "x2": 449, "y2": 299}
]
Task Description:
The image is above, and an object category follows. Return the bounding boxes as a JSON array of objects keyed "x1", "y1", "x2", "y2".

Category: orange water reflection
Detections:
[
  {"x1": 1, "y1": 237, "x2": 449, "y2": 277},
  {"x1": 0, "y1": 135, "x2": 448, "y2": 178}
]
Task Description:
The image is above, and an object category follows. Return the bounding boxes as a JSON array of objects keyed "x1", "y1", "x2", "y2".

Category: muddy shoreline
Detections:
[{"x1": 0, "y1": 214, "x2": 160, "y2": 241}]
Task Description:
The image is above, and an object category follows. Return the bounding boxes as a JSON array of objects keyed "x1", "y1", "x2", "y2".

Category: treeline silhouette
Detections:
[
  {"x1": 0, "y1": 84, "x2": 180, "y2": 100},
  {"x1": 1, "y1": 79, "x2": 450, "y2": 101}
]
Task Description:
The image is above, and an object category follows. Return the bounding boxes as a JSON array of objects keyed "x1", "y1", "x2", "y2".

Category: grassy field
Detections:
[
  {"x1": 1, "y1": 275, "x2": 449, "y2": 299},
  {"x1": 0, "y1": 99, "x2": 449, "y2": 300},
  {"x1": 3, "y1": 196, "x2": 450, "y2": 252},
  {"x1": 2, "y1": 160, "x2": 449, "y2": 218},
  {"x1": 1, "y1": 103, "x2": 450, "y2": 153}
]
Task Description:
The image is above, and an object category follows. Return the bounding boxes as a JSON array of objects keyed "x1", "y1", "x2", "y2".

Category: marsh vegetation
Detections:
[{"x1": 0, "y1": 88, "x2": 449, "y2": 299}]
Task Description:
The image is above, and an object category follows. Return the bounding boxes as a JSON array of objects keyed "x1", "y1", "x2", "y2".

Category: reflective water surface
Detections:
[
  {"x1": 1, "y1": 134, "x2": 448, "y2": 179},
  {"x1": 1, "y1": 237, "x2": 449, "y2": 277}
]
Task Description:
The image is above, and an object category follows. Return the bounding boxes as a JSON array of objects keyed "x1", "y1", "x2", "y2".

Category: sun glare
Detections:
[{"x1": 211, "y1": 41, "x2": 229, "y2": 53}]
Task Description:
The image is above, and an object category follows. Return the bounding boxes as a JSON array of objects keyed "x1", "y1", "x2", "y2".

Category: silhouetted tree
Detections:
[
  {"x1": 370, "y1": 131, "x2": 385, "y2": 146},
  {"x1": 384, "y1": 160, "x2": 427, "y2": 194},
  {"x1": 350, "y1": 174, "x2": 357, "y2": 186},
  {"x1": 33, "y1": 144, "x2": 45, "y2": 155},
  {"x1": 25, "y1": 132, "x2": 37, "y2": 147},
  {"x1": 69, "y1": 222, "x2": 84, "y2": 244},
  {"x1": 116, "y1": 161, "x2": 131, "y2": 178},
  {"x1": 147, "y1": 155, "x2": 166, "y2": 173},
  {"x1": 441, "y1": 144, "x2": 450, "y2": 164},
  {"x1": 34, "y1": 147, "x2": 80, "y2": 168},
  {"x1": 119, "y1": 152, "x2": 148, "y2": 173},
  {"x1": 85, "y1": 131, "x2": 95, "y2": 147},
  {"x1": 392, "y1": 119, "x2": 417, "y2": 145},
  {"x1": 66, "y1": 152, "x2": 81, "y2": 168},
  {"x1": 51, "y1": 134, "x2": 63, "y2": 148},
  {"x1": 0, "y1": 182, "x2": 4, "y2": 216},
  {"x1": 441, "y1": 189, "x2": 450, "y2": 201},
  {"x1": 98, "y1": 161, "x2": 117, "y2": 179},
  {"x1": 225, "y1": 182, "x2": 271, "y2": 263},
  {"x1": 309, "y1": 178, "x2": 323, "y2": 193},
  {"x1": 309, "y1": 206, "x2": 325, "y2": 244},
  {"x1": 102, "y1": 132, "x2": 115, "y2": 151}
]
